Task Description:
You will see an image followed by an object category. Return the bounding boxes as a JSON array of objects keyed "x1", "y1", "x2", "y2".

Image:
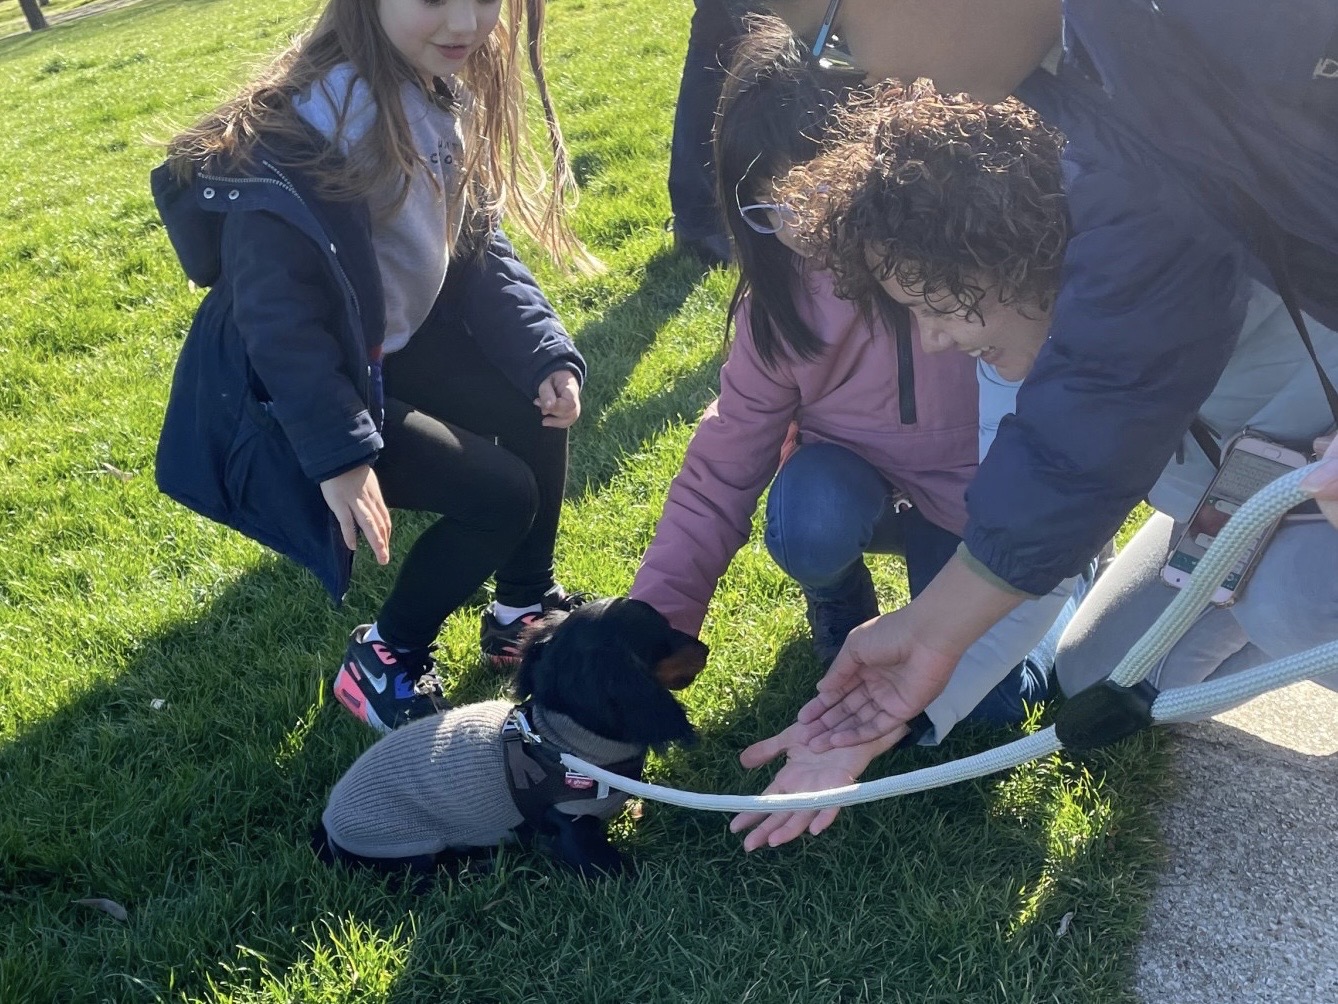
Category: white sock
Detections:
[
  {"x1": 491, "y1": 601, "x2": 542, "y2": 626},
  {"x1": 364, "y1": 622, "x2": 386, "y2": 644}
]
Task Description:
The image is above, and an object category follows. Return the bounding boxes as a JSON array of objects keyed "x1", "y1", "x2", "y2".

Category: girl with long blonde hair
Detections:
[{"x1": 154, "y1": 0, "x2": 593, "y2": 734}]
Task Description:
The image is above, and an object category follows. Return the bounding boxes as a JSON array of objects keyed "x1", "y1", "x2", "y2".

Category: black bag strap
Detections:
[
  {"x1": 1251, "y1": 215, "x2": 1338, "y2": 426},
  {"x1": 1189, "y1": 417, "x2": 1222, "y2": 470},
  {"x1": 1191, "y1": 192, "x2": 1338, "y2": 470}
]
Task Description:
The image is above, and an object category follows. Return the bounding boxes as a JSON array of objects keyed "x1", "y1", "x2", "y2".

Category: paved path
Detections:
[
  {"x1": 1, "y1": 0, "x2": 149, "y2": 42},
  {"x1": 1135, "y1": 680, "x2": 1338, "y2": 1003}
]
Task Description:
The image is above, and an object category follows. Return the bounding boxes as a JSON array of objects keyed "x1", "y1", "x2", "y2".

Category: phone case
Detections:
[{"x1": 1162, "y1": 431, "x2": 1308, "y2": 605}]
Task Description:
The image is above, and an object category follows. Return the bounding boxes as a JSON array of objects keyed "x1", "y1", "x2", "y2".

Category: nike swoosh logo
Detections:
[{"x1": 364, "y1": 669, "x2": 388, "y2": 694}]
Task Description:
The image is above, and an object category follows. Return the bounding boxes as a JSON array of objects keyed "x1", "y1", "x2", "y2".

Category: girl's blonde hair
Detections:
[{"x1": 165, "y1": 0, "x2": 588, "y2": 266}]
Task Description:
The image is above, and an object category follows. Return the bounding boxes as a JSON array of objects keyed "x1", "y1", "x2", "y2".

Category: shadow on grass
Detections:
[
  {"x1": 1, "y1": 573, "x2": 1171, "y2": 1002},
  {"x1": 0, "y1": 560, "x2": 382, "y2": 998},
  {"x1": 566, "y1": 248, "x2": 724, "y2": 496}
]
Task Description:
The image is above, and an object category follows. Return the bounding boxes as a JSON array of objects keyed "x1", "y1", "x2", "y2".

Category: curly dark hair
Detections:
[{"x1": 780, "y1": 81, "x2": 1067, "y2": 321}]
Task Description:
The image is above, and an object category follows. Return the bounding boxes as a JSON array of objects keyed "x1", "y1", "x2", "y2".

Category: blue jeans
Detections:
[
  {"x1": 959, "y1": 564, "x2": 1093, "y2": 728},
  {"x1": 667, "y1": 0, "x2": 738, "y2": 242},
  {"x1": 765, "y1": 443, "x2": 1085, "y2": 727},
  {"x1": 764, "y1": 444, "x2": 961, "y2": 661}
]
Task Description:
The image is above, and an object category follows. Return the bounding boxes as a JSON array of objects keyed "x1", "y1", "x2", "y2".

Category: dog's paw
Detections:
[{"x1": 540, "y1": 809, "x2": 629, "y2": 879}]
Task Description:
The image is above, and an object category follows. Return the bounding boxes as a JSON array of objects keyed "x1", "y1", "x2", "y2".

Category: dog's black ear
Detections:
[
  {"x1": 513, "y1": 609, "x2": 569, "y2": 698},
  {"x1": 603, "y1": 650, "x2": 696, "y2": 750},
  {"x1": 653, "y1": 630, "x2": 709, "y2": 690}
]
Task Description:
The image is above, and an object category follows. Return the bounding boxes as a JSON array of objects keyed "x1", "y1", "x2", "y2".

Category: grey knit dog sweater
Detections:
[{"x1": 322, "y1": 701, "x2": 644, "y2": 859}]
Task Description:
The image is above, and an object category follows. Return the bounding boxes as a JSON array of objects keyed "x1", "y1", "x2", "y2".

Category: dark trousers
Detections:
[
  {"x1": 371, "y1": 313, "x2": 568, "y2": 649},
  {"x1": 667, "y1": 0, "x2": 740, "y2": 242}
]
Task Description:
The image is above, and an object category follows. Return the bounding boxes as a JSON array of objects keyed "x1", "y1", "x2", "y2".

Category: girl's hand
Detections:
[
  {"x1": 319, "y1": 464, "x2": 392, "y2": 564},
  {"x1": 535, "y1": 370, "x2": 582, "y2": 429},
  {"x1": 728, "y1": 722, "x2": 903, "y2": 851}
]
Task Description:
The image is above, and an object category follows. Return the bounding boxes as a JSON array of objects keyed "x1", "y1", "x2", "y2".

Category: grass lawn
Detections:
[{"x1": 0, "y1": 0, "x2": 1167, "y2": 1000}]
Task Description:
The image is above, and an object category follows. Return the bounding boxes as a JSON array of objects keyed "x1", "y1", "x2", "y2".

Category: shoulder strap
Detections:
[
  {"x1": 1189, "y1": 417, "x2": 1222, "y2": 470},
  {"x1": 1191, "y1": 191, "x2": 1338, "y2": 471},
  {"x1": 1238, "y1": 190, "x2": 1338, "y2": 429}
]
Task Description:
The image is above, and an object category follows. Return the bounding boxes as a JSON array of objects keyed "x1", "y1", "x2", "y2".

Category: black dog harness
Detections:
[{"x1": 501, "y1": 702, "x2": 646, "y2": 829}]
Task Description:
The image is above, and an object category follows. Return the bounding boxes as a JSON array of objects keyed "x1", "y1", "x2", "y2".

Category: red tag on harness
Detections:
[{"x1": 564, "y1": 771, "x2": 595, "y2": 790}]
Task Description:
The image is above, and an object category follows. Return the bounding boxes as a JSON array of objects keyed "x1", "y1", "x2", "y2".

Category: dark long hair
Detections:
[{"x1": 715, "y1": 16, "x2": 877, "y2": 367}]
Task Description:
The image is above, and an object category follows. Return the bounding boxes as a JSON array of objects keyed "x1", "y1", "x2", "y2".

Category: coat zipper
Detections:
[
  {"x1": 198, "y1": 162, "x2": 362, "y2": 321},
  {"x1": 894, "y1": 302, "x2": 918, "y2": 425}
]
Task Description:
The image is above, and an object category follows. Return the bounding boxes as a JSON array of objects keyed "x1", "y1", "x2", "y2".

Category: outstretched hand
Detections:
[
  {"x1": 320, "y1": 463, "x2": 391, "y2": 564},
  {"x1": 729, "y1": 721, "x2": 902, "y2": 851},
  {"x1": 797, "y1": 606, "x2": 959, "y2": 752}
]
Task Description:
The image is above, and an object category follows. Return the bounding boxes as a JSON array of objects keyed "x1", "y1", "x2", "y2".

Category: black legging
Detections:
[{"x1": 371, "y1": 313, "x2": 569, "y2": 649}]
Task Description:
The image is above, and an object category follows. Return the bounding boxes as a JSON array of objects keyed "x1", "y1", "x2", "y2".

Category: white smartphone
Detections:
[{"x1": 1161, "y1": 434, "x2": 1310, "y2": 605}]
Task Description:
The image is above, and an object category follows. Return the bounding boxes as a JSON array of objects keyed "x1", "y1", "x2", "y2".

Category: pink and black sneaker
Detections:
[
  {"x1": 332, "y1": 626, "x2": 448, "y2": 734},
  {"x1": 479, "y1": 587, "x2": 591, "y2": 668}
]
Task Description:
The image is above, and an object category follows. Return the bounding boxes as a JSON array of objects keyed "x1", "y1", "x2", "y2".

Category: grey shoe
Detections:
[{"x1": 803, "y1": 562, "x2": 880, "y2": 666}]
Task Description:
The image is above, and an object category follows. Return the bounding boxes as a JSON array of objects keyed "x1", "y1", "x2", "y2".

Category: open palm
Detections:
[
  {"x1": 798, "y1": 608, "x2": 959, "y2": 752},
  {"x1": 729, "y1": 722, "x2": 902, "y2": 851}
]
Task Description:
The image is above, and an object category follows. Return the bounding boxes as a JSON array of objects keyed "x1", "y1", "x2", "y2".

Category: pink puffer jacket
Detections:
[{"x1": 630, "y1": 268, "x2": 978, "y2": 635}]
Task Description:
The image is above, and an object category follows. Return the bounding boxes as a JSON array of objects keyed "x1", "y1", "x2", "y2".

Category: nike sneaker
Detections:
[
  {"x1": 332, "y1": 626, "x2": 448, "y2": 734},
  {"x1": 479, "y1": 586, "x2": 592, "y2": 668}
]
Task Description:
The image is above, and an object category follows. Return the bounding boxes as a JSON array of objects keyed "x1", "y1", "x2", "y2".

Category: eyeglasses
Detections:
[
  {"x1": 809, "y1": 0, "x2": 862, "y2": 77},
  {"x1": 733, "y1": 154, "x2": 800, "y2": 235},
  {"x1": 738, "y1": 200, "x2": 799, "y2": 235}
]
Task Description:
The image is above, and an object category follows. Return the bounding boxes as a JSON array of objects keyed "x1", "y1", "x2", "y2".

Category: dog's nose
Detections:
[{"x1": 655, "y1": 666, "x2": 698, "y2": 690}]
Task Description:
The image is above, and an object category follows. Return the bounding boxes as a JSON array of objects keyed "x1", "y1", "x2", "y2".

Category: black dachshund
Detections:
[{"x1": 316, "y1": 598, "x2": 708, "y2": 879}]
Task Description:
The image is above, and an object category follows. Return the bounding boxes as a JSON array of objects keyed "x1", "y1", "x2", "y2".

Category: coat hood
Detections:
[{"x1": 151, "y1": 161, "x2": 224, "y2": 287}]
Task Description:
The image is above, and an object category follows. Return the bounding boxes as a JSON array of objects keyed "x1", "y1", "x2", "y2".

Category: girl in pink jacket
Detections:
[{"x1": 631, "y1": 22, "x2": 977, "y2": 666}]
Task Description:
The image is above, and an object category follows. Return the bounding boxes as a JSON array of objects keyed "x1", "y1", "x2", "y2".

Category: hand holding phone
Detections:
[{"x1": 1162, "y1": 434, "x2": 1310, "y2": 605}]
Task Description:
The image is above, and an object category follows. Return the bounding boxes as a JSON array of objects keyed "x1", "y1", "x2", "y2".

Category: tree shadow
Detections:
[
  {"x1": 566, "y1": 248, "x2": 725, "y2": 496},
  {"x1": 0, "y1": 559, "x2": 431, "y2": 999}
]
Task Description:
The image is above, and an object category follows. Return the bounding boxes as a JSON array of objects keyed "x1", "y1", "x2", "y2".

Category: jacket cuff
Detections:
[
  {"x1": 955, "y1": 542, "x2": 1041, "y2": 599},
  {"x1": 532, "y1": 359, "x2": 585, "y2": 394},
  {"x1": 313, "y1": 450, "x2": 381, "y2": 484},
  {"x1": 304, "y1": 427, "x2": 383, "y2": 484}
]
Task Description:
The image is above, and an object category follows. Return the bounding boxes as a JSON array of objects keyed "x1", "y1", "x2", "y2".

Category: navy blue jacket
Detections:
[
  {"x1": 969, "y1": 0, "x2": 1338, "y2": 595},
  {"x1": 152, "y1": 150, "x2": 585, "y2": 603}
]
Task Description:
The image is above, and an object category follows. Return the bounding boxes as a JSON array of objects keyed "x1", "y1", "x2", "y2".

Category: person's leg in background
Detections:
[
  {"x1": 883, "y1": 504, "x2": 961, "y2": 600},
  {"x1": 1222, "y1": 518, "x2": 1338, "y2": 690},
  {"x1": 1056, "y1": 512, "x2": 1271, "y2": 704},
  {"x1": 877, "y1": 498, "x2": 1064, "y2": 730},
  {"x1": 668, "y1": 0, "x2": 739, "y2": 269},
  {"x1": 957, "y1": 560, "x2": 1097, "y2": 728}
]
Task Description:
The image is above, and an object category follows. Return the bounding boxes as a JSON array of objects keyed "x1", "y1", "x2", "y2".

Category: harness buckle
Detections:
[{"x1": 511, "y1": 707, "x2": 542, "y2": 746}]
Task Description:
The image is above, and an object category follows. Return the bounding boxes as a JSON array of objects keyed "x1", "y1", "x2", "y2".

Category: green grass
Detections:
[{"x1": 0, "y1": 0, "x2": 1168, "y2": 1000}]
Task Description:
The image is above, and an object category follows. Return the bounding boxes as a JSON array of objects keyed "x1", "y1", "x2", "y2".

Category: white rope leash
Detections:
[{"x1": 562, "y1": 465, "x2": 1338, "y2": 813}]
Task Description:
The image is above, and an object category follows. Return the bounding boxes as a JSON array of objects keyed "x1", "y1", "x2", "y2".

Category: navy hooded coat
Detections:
[
  {"x1": 151, "y1": 149, "x2": 584, "y2": 603},
  {"x1": 967, "y1": 0, "x2": 1338, "y2": 595}
]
